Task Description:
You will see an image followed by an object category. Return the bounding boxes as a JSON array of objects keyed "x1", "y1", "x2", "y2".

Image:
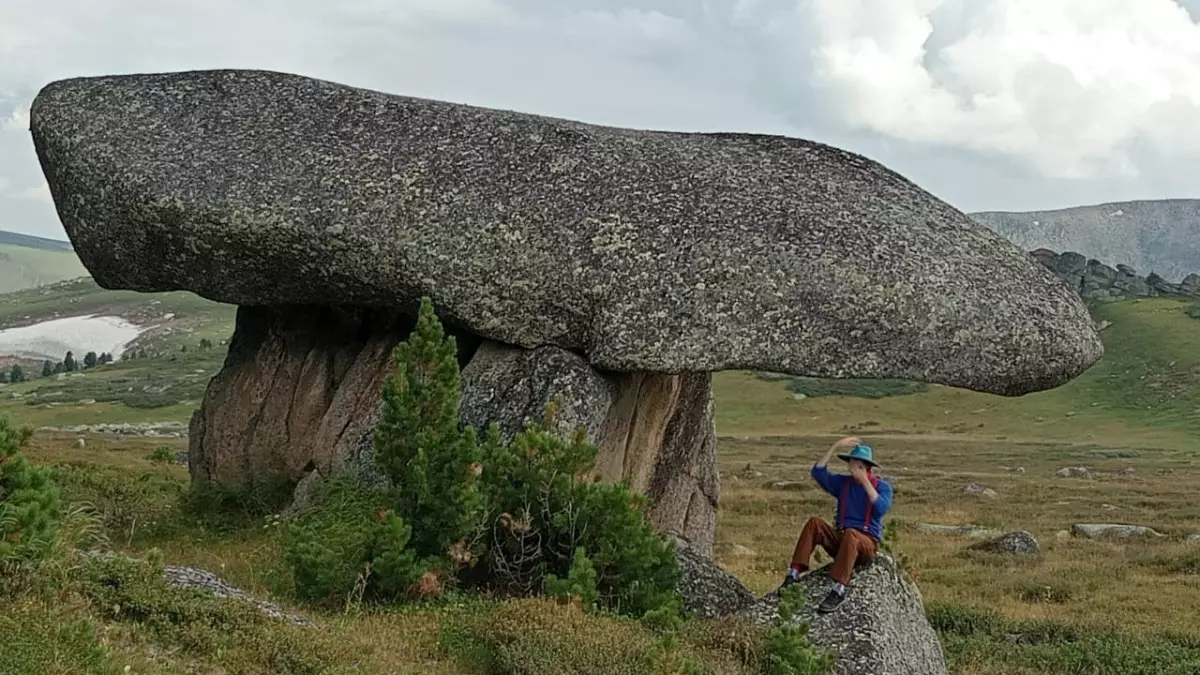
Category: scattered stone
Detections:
[
  {"x1": 741, "y1": 556, "x2": 948, "y2": 675},
  {"x1": 765, "y1": 480, "x2": 807, "y2": 491},
  {"x1": 40, "y1": 421, "x2": 189, "y2": 437},
  {"x1": 967, "y1": 531, "x2": 1040, "y2": 556},
  {"x1": 961, "y1": 483, "x2": 998, "y2": 498},
  {"x1": 1056, "y1": 467, "x2": 1093, "y2": 479},
  {"x1": 162, "y1": 565, "x2": 312, "y2": 627},
  {"x1": 1119, "y1": 467, "x2": 1136, "y2": 476},
  {"x1": 1102, "y1": 504, "x2": 1121, "y2": 511},
  {"x1": 1070, "y1": 524, "x2": 1164, "y2": 540},
  {"x1": 173, "y1": 451, "x2": 189, "y2": 467},
  {"x1": 1055, "y1": 530, "x2": 1071, "y2": 541},
  {"x1": 75, "y1": 438, "x2": 85, "y2": 449},
  {"x1": 917, "y1": 524, "x2": 1003, "y2": 539},
  {"x1": 1185, "y1": 534, "x2": 1200, "y2": 544}
]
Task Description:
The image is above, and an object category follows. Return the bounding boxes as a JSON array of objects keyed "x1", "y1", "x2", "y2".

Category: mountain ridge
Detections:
[{"x1": 970, "y1": 198, "x2": 1200, "y2": 282}]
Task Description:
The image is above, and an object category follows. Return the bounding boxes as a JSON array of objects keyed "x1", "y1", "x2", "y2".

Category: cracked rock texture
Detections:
[
  {"x1": 742, "y1": 556, "x2": 948, "y2": 675},
  {"x1": 33, "y1": 68, "x2": 1102, "y2": 396}
]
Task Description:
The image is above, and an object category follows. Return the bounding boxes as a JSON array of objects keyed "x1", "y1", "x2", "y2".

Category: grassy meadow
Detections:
[{"x1": 3, "y1": 281, "x2": 1200, "y2": 674}]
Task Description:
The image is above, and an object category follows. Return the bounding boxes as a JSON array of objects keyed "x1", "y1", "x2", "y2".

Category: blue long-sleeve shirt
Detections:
[{"x1": 811, "y1": 464, "x2": 893, "y2": 541}]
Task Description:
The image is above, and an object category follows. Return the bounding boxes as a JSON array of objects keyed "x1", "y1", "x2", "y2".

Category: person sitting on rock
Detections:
[{"x1": 780, "y1": 436, "x2": 893, "y2": 613}]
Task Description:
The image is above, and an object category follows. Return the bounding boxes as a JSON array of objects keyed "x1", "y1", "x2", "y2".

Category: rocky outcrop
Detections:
[
  {"x1": 673, "y1": 539, "x2": 948, "y2": 675},
  {"x1": 33, "y1": 69, "x2": 1107, "y2": 555},
  {"x1": 1032, "y1": 248, "x2": 1200, "y2": 301},
  {"x1": 34, "y1": 69, "x2": 1100, "y2": 396},
  {"x1": 974, "y1": 200, "x2": 1200, "y2": 283},
  {"x1": 742, "y1": 557, "x2": 948, "y2": 675},
  {"x1": 967, "y1": 531, "x2": 1040, "y2": 556},
  {"x1": 1071, "y1": 523, "x2": 1165, "y2": 540}
]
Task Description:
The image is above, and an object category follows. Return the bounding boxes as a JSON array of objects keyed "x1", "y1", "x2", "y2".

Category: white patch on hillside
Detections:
[{"x1": 0, "y1": 315, "x2": 146, "y2": 361}]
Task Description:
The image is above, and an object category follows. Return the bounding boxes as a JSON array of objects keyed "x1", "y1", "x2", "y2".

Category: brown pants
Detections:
[{"x1": 789, "y1": 517, "x2": 878, "y2": 585}]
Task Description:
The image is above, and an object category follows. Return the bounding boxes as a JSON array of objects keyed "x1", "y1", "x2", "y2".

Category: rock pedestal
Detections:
[{"x1": 190, "y1": 309, "x2": 719, "y2": 554}]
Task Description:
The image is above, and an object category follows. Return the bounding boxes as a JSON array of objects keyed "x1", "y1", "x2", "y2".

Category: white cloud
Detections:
[
  {"x1": 796, "y1": 0, "x2": 1200, "y2": 178},
  {"x1": 2, "y1": 0, "x2": 1200, "y2": 240}
]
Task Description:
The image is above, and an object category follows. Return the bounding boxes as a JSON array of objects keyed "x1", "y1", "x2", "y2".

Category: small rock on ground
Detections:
[
  {"x1": 961, "y1": 483, "x2": 998, "y2": 498},
  {"x1": 765, "y1": 480, "x2": 806, "y2": 491},
  {"x1": 714, "y1": 542, "x2": 757, "y2": 557},
  {"x1": 1070, "y1": 523, "x2": 1164, "y2": 540},
  {"x1": 1056, "y1": 467, "x2": 1093, "y2": 479},
  {"x1": 967, "y1": 531, "x2": 1040, "y2": 556}
]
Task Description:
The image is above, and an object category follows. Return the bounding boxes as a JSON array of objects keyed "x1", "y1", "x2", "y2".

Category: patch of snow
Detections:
[
  {"x1": 1109, "y1": 209, "x2": 1124, "y2": 216},
  {"x1": 0, "y1": 315, "x2": 147, "y2": 361}
]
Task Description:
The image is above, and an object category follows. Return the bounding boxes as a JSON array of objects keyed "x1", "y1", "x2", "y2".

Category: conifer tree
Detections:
[
  {"x1": 0, "y1": 415, "x2": 61, "y2": 564},
  {"x1": 373, "y1": 297, "x2": 484, "y2": 562}
]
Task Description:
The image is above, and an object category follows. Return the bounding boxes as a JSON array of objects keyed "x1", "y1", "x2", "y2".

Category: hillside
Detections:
[
  {"x1": 0, "y1": 229, "x2": 87, "y2": 293},
  {"x1": 972, "y1": 199, "x2": 1200, "y2": 281}
]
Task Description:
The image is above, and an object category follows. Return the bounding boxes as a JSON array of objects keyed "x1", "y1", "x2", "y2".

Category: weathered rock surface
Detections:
[
  {"x1": 1031, "y1": 248, "x2": 1200, "y2": 300},
  {"x1": 33, "y1": 68, "x2": 1102, "y2": 395},
  {"x1": 1056, "y1": 466, "x2": 1093, "y2": 479},
  {"x1": 967, "y1": 531, "x2": 1040, "y2": 556},
  {"x1": 163, "y1": 565, "x2": 312, "y2": 627},
  {"x1": 673, "y1": 537, "x2": 756, "y2": 620},
  {"x1": 1071, "y1": 524, "x2": 1164, "y2": 540},
  {"x1": 742, "y1": 556, "x2": 948, "y2": 675},
  {"x1": 961, "y1": 483, "x2": 998, "y2": 498},
  {"x1": 459, "y1": 342, "x2": 720, "y2": 553}
]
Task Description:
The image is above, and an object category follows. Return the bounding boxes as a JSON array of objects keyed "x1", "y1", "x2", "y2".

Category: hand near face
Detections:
[{"x1": 850, "y1": 463, "x2": 870, "y2": 485}]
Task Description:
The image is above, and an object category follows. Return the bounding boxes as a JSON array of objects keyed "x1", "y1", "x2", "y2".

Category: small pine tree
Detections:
[
  {"x1": 373, "y1": 297, "x2": 484, "y2": 563},
  {"x1": 41, "y1": 361, "x2": 52, "y2": 378},
  {"x1": 0, "y1": 371, "x2": 7, "y2": 384},
  {"x1": 8, "y1": 365, "x2": 25, "y2": 383},
  {"x1": 0, "y1": 414, "x2": 61, "y2": 564},
  {"x1": 83, "y1": 352, "x2": 98, "y2": 369},
  {"x1": 136, "y1": 349, "x2": 147, "y2": 360},
  {"x1": 545, "y1": 547, "x2": 600, "y2": 609},
  {"x1": 63, "y1": 352, "x2": 75, "y2": 372},
  {"x1": 53, "y1": 361, "x2": 64, "y2": 374}
]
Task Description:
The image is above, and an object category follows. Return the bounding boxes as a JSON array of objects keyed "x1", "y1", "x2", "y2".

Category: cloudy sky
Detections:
[{"x1": 4, "y1": 0, "x2": 1200, "y2": 240}]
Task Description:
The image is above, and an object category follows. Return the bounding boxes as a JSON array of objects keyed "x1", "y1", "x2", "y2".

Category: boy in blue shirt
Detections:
[{"x1": 780, "y1": 436, "x2": 894, "y2": 613}]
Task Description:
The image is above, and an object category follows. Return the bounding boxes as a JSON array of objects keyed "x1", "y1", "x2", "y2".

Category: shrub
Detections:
[
  {"x1": 76, "y1": 553, "x2": 343, "y2": 674},
  {"x1": 760, "y1": 584, "x2": 836, "y2": 675},
  {"x1": 0, "y1": 414, "x2": 61, "y2": 565},
  {"x1": 478, "y1": 419, "x2": 680, "y2": 617},
  {"x1": 786, "y1": 377, "x2": 927, "y2": 399},
  {"x1": 147, "y1": 446, "x2": 174, "y2": 463},
  {"x1": 49, "y1": 462, "x2": 182, "y2": 540},
  {"x1": 0, "y1": 596, "x2": 117, "y2": 674},
  {"x1": 282, "y1": 473, "x2": 426, "y2": 605}
]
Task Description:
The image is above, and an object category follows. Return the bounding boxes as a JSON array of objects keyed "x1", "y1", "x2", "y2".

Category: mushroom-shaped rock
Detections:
[
  {"x1": 32, "y1": 69, "x2": 1101, "y2": 394},
  {"x1": 30, "y1": 69, "x2": 1103, "y2": 556}
]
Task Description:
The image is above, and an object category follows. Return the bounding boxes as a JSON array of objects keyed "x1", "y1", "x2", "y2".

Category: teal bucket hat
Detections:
[{"x1": 837, "y1": 444, "x2": 880, "y2": 469}]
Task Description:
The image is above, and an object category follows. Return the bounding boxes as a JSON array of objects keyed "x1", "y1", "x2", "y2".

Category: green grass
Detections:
[
  {"x1": 0, "y1": 243, "x2": 87, "y2": 294},
  {"x1": 715, "y1": 298, "x2": 1200, "y2": 451}
]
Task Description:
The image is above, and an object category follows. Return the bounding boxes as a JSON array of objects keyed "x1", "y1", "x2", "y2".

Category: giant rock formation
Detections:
[{"x1": 31, "y1": 69, "x2": 1103, "y2": 556}]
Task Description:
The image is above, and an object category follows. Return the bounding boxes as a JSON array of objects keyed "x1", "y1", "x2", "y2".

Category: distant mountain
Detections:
[
  {"x1": 971, "y1": 199, "x2": 1200, "y2": 282},
  {"x1": 0, "y1": 229, "x2": 87, "y2": 293},
  {"x1": 0, "y1": 230, "x2": 73, "y2": 252}
]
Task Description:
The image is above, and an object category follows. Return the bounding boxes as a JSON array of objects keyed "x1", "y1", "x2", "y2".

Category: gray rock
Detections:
[
  {"x1": 961, "y1": 483, "x2": 998, "y2": 498},
  {"x1": 32, "y1": 69, "x2": 1102, "y2": 396},
  {"x1": 1071, "y1": 523, "x2": 1164, "y2": 540},
  {"x1": 742, "y1": 556, "x2": 948, "y2": 675},
  {"x1": 1185, "y1": 533, "x2": 1200, "y2": 544},
  {"x1": 162, "y1": 565, "x2": 312, "y2": 627},
  {"x1": 967, "y1": 531, "x2": 1040, "y2": 556},
  {"x1": 766, "y1": 480, "x2": 808, "y2": 491},
  {"x1": 1056, "y1": 466, "x2": 1093, "y2": 479},
  {"x1": 459, "y1": 341, "x2": 617, "y2": 444},
  {"x1": 917, "y1": 523, "x2": 1003, "y2": 539},
  {"x1": 672, "y1": 537, "x2": 756, "y2": 620}
]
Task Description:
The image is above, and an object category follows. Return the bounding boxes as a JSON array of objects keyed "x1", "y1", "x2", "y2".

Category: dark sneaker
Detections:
[
  {"x1": 817, "y1": 589, "x2": 847, "y2": 613},
  {"x1": 779, "y1": 568, "x2": 811, "y2": 590}
]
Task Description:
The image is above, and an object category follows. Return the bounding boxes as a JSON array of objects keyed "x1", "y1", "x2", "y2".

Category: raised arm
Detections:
[{"x1": 811, "y1": 437, "x2": 859, "y2": 496}]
